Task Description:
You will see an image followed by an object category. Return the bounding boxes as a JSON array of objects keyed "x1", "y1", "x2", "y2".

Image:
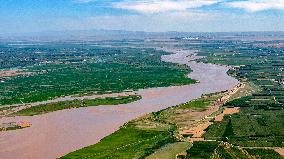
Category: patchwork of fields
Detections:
[
  {"x1": 197, "y1": 40, "x2": 284, "y2": 109},
  {"x1": 187, "y1": 37, "x2": 284, "y2": 158},
  {"x1": 0, "y1": 44, "x2": 195, "y2": 105},
  {"x1": 1, "y1": 35, "x2": 284, "y2": 158}
]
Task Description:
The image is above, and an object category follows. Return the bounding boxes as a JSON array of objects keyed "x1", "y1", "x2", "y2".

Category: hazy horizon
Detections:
[{"x1": 1, "y1": 0, "x2": 284, "y2": 34}]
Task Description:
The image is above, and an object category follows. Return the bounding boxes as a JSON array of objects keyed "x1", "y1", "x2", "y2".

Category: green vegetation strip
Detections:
[
  {"x1": 60, "y1": 115, "x2": 176, "y2": 159},
  {"x1": 179, "y1": 98, "x2": 212, "y2": 111},
  {"x1": 60, "y1": 93, "x2": 224, "y2": 159},
  {"x1": 12, "y1": 95, "x2": 141, "y2": 116},
  {"x1": 60, "y1": 92, "x2": 283, "y2": 159}
]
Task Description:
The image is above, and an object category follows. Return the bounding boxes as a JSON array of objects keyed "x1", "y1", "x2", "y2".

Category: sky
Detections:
[{"x1": 0, "y1": 0, "x2": 284, "y2": 33}]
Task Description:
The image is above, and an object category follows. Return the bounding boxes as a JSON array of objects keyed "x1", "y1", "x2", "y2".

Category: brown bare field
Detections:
[
  {"x1": 228, "y1": 82, "x2": 260, "y2": 101},
  {"x1": 180, "y1": 121, "x2": 212, "y2": 138},
  {"x1": 274, "y1": 148, "x2": 284, "y2": 156},
  {"x1": 214, "y1": 107, "x2": 240, "y2": 122},
  {"x1": 0, "y1": 69, "x2": 33, "y2": 78},
  {"x1": 178, "y1": 83, "x2": 242, "y2": 141},
  {"x1": 0, "y1": 70, "x2": 19, "y2": 77}
]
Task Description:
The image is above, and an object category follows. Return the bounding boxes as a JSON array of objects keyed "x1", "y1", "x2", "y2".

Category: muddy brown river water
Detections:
[{"x1": 0, "y1": 49, "x2": 239, "y2": 159}]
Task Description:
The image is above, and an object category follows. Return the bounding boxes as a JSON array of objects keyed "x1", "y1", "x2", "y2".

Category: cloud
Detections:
[
  {"x1": 53, "y1": 9, "x2": 284, "y2": 32},
  {"x1": 226, "y1": 0, "x2": 284, "y2": 12},
  {"x1": 73, "y1": 0, "x2": 284, "y2": 13},
  {"x1": 54, "y1": 11, "x2": 216, "y2": 32},
  {"x1": 112, "y1": 0, "x2": 219, "y2": 14}
]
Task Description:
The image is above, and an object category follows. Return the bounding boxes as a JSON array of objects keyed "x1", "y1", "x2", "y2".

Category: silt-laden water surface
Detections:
[{"x1": 0, "y1": 49, "x2": 239, "y2": 159}]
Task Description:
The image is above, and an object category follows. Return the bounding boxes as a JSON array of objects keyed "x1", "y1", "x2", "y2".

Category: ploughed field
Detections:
[{"x1": 0, "y1": 43, "x2": 194, "y2": 105}]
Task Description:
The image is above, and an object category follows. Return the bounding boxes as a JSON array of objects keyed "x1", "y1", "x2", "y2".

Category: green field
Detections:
[
  {"x1": 204, "y1": 108, "x2": 284, "y2": 147},
  {"x1": 61, "y1": 113, "x2": 176, "y2": 159},
  {"x1": 12, "y1": 95, "x2": 141, "y2": 116},
  {"x1": 146, "y1": 142, "x2": 192, "y2": 159},
  {"x1": 245, "y1": 148, "x2": 283, "y2": 159},
  {"x1": 60, "y1": 38, "x2": 284, "y2": 158},
  {"x1": 3, "y1": 36, "x2": 284, "y2": 158},
  {"x1": 185, "y1": 141, "x2": 283, "y2": 159},
  {"x1": 0, "y1": 45, "x2": 195, "y2": 106},
  {"x1": 60, "y1": 92, "x2": 225, "y2": 158},
  {"x1": 178, "y1": 38, "x2": 284, "y2": 157},
  {"x1": 196, "y1": 41, "x2": 284, "y2": 109},
  {"x1": 186, "y1": 141, "x2": 219, "y2": 159}
]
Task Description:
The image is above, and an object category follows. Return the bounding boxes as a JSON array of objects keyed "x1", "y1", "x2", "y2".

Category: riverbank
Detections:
[
  {"x1": 61, "y1": 88, "x2": 239, "y2": 158},
  {"x1": 0, "y1": 48, "x2": 238, "y2": 159}
]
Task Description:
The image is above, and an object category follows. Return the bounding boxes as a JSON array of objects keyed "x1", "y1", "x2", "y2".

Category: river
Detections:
[{"x1": 0, "y1": 49, "x2": 239, "y2": 159}]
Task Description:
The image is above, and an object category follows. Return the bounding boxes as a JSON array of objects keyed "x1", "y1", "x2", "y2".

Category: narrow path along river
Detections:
[{"x1": 0, "y1": 49, "x2": 239, "y2": 159}]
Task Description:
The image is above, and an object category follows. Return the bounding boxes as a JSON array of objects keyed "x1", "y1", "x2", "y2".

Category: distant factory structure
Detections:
[{"x1": 181, "y1": 37, "x2": 199, "y2": 40}]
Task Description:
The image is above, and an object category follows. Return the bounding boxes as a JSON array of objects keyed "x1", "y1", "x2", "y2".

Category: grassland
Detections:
[
  {"x1": 0, "y1": 44, "x2": 195, "y2": 106},
  {"x1": 12, "y1": 95, "x2": 141, "y2": 116}
]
